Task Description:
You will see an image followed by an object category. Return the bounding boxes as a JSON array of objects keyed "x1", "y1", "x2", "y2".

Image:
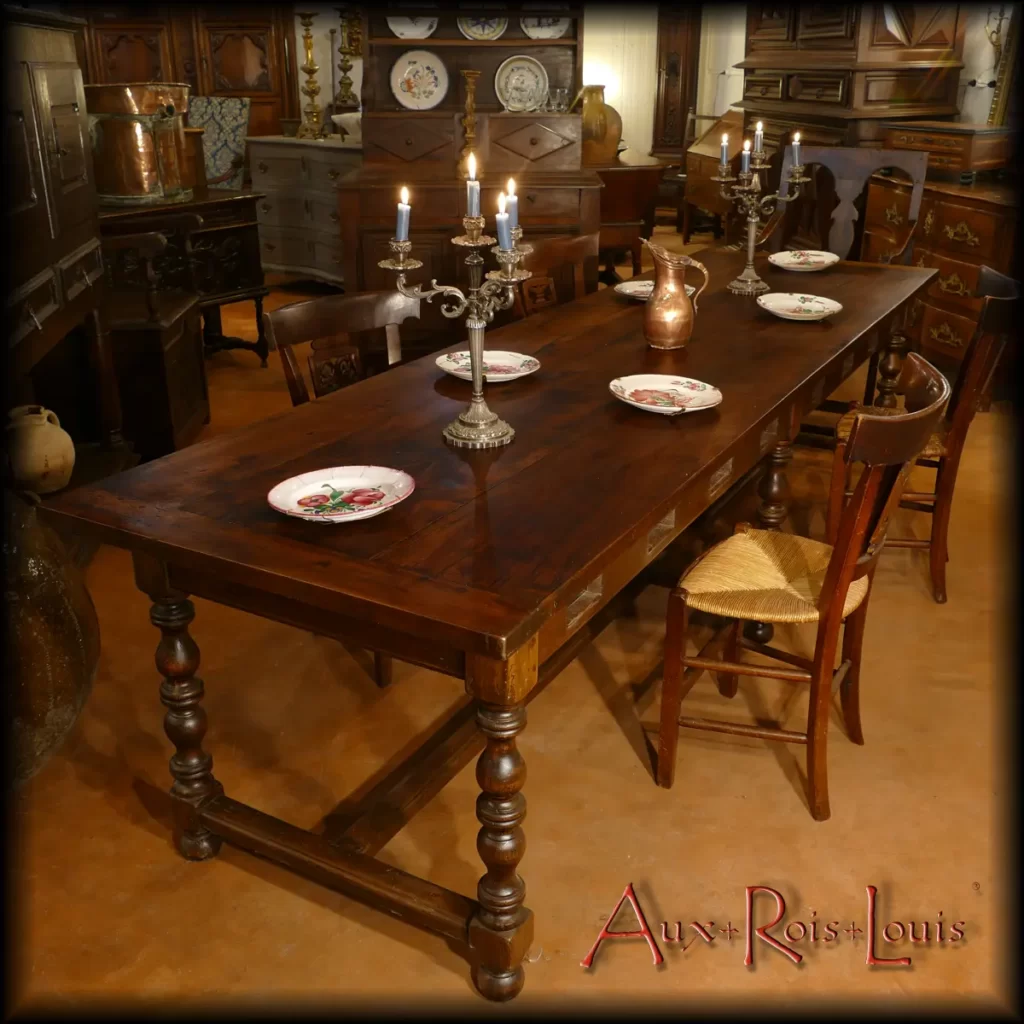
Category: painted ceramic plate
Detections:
[
  {"x1": 385, "y1": 16, "x2": 439, "y2": 39},
  {"x1": 495, "y1": 55, "x2": 549, "y2": 113},
  {"x1": 390, "y1": 50, "x2": 449, "y2": 111},
  {"x1": 767, "y1": 250, "x2": 840, "y2": 272},
  {"x1": 520, "y1": 16, "x2": 572, "y2": 39},
  {"x1": 757, "y1": 292, "x2": 843, "y2": 321},
  {"x1": 436, "y1": 350, "x2": 540, "y2": 383},
  {"x1": 614, "y1": 280, "x2": 694, "y2": 301},
  {"x1": 457, "y1": 16, "x2": 508, "y2": 40},
  {"x1": 268, "y1": 466, "x2": 415, "y2": 524},
  {"x1": 609, "y1": 375, "x2": 723, "y2": 416}
]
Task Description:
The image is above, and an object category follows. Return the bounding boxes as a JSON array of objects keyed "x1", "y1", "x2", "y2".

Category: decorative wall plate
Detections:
[
  {"x1": 268, "y1": 466, "x2": 415, "y2": 523},
  {"x1": 609, "y1": 375, "x2": 723, "y2": 416},
  {"x1": 767, "y1": 250, "x2": 840, "y2": 272},
  {"x1": 385, "y1": 16, "x2": 439, "y2": 39},
  {"x1": 457, "y1": 16, "x2": 508, "y2": 40},
  {"x1": 756, "y1": 292, "x2": 843, "y2": 321},
  {"x1": 614, "y1": 280, "x2": 694, "y2": 302},
  {"x1": 494, "y1": 55, "x2": 549, "y2": 112},
  {"x1": 390, "y1": 50, "x2": 449, "y2": 111},
  {"x1": 436, "y1": 350, "x2": 540, "y2": 383},
  {"x1": 520, "y1": 16, "x2": 572, "y2": 39}
]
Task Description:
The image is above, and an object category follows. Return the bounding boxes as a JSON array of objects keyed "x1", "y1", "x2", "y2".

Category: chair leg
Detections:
[
  {"x1": 840, "y1": 602, "x2": 868, "y2": 745},
  {"x1": 715, "y1": 620, "x2": 740, "y2": 698},
  {"x1": 373, "y1": 651, "x2": 393, "y2": 688},
  {"x1": 656, "y1": 588, "x2": 691, "y2": 789},
  {"x1": 826, "y1": 440, "x2": 849, "y2": 546},
  {"x1": 928, "y1": 457, "x2": 955, "y2": 605},
  {"x1": 806, "y1": 663, "x2": 833, "y2": 822}
]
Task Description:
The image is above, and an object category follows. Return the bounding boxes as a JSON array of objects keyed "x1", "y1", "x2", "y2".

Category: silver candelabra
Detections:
[
  {"x1": 712, "y1": 146, "x2": 810, "y2": 295},
  {"x1": 378, "y1": 221, "x2": 532, "y2": 449}
]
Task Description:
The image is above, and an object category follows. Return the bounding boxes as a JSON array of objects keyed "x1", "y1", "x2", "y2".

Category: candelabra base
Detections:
[
  {"x1": 442, "y1": 408, "x2": 515, "y2": 449},
  {"x1": 727, "y1": 272, "x2": 770, "y2": 296}
]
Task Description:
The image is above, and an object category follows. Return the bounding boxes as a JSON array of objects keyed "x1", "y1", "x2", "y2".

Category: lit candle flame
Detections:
[
  {"x1": 498, "y1": 192, "x2": 506, "y2": 215},
  {"x1": 507, "y1": 178, "x2": 516, "y2": 197},
  {"x1": 468, "y1": 153, "x2": 476, "y2": 180},
  {"x1": 743, "y1": 140, "x2": 751, "y2": 152},
  {"x1": 722, "y1": 133, "x2": 728, "y2": 144},
  {"x1": 793, "y1": 132, "x2": 800, "y2": 144},
  {"x1": 756, "y1": 121, "x2": 763, "y2": 131},
  {"x1": 400, "y1": 186, "x2": 409, "y2": 205}
]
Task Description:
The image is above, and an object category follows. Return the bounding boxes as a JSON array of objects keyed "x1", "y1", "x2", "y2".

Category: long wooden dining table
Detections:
[{"x1": 41, "y1": 247, "x2": 936, "y2": 1001}]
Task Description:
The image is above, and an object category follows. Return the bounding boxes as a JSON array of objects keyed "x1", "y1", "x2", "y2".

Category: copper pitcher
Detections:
[{"x1": 641, "y1": 238, "x2": 709, "y2": 349}]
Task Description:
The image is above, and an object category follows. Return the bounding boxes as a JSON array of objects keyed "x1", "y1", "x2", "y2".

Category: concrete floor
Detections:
[{"x1": 10, "y1": 231, "x2": 1015, "y2": 1014}]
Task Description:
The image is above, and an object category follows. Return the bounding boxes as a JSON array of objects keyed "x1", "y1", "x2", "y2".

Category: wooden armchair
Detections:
[
  {"x1": 514, "y1": 232, "x2": 601, "y2": 318},
  {"x1": 262, "y1": 290, "x2": 422, "y2": 689},
  {"x1": 827, "y1": 265, "x2": 1018, "y2": 603}
]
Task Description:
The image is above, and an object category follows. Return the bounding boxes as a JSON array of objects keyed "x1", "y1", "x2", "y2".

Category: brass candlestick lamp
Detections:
[
  {"x1": 459, "y1": 69, "x2": 481, "y2": 178},
  {"x1": 334, "y1": 6, "x2": 362, "y2": 111},
  {"x1": 296, "y1": 12, "x2": 328, "y2": 139}
]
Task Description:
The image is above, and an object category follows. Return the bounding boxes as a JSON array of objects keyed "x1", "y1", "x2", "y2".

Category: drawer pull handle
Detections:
[
  {"x1": 529, "y1": 137, "x2": 539, "y2": 145},
  {"x1": 264, "y1": 242, "x2": 276, "y2": 251},
  {"x1": 942, "y1": 221, "x2": 980, "y2": 246},
  {"x1": 332, "y1": 257, "x2": 341, "y2": 265},
  {"x1": 78, "y1": 266, "x2": 92, "y2": 288},
  {"x1": 884, "y1": 204, "x2": 903, "y2": 226},
  {"x1": 899, "y1": 134, "x2": 908, "y2": 142},
  {"x1": 25, "y1": 305, "x2": 42, "y2": 331},
  {"x1": 937, "y1": 271, "x2": 970, "y2": 297},
  {"x1": 923, "y1": 210, "x2": 934, "y2": 234},
  {"x1": 328, "y1": 168, "x2": 340, "y2": 179},
  {"x1": 929, "y1": 322, "x2": 965, "y2": 349},
  {"x1": 405, "y1": 138, "x2": 414, "y2": 146},
  {"x1": 526, "y1": 193, "x2": 537, "y2": 203},
  {"x1": 330, "y1": 211, "x2": 339, "y2": 222},
  {"x1": 261, "y1": 202, "x2": 271, "y2": 212},
  {"x1": 257, "y1": 161, "x2": 268, "y2": 172},
  {"x1": 566, "y1": 574, "x2": 603, "y2": 631},
  {"x1": 815, "y1": 87, "x2": 824, "y2": 98},
  {"x1": 759, "y1": 86, "x2": 768, "y2": 94}
]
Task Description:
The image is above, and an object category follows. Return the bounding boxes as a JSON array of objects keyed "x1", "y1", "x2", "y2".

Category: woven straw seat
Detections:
[
  {"x1": 836, "y1": 405, "x2": 947, "y2": 458},
  {"x1": 680, "y1": 528, "x2": 870, "y2": 624}
]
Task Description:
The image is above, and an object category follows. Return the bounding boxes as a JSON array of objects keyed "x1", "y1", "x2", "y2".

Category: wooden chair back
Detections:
[
  {"x1": 819, "y1": 352, "x2": 950, "y2": 620},
  {"x1": 943, "y1": 266, "x2": 1018, "y2": 448},
  {"x1": 766, "y1": 146, "x2": 928, "y2": 262},
  {"x1": 263, "y1": 291, "x2": 421, "y2": 407},
  {"x1": 517, "y1": 232, "x2": 600, "y2": 316}
]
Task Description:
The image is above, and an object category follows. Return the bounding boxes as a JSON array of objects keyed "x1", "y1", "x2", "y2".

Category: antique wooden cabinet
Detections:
[
  {"x1": 248, "y1": 136, "x2": 363, "y2": 285},
  {"x1": 650, "y1": 6, "x2": 702, "y2": 160},
  {"x1": 67, "y1": 5, "x2": 299, "y2": 136},
  {"x1": 736, "y1": 4, "x2": 966, "y2": 151}
]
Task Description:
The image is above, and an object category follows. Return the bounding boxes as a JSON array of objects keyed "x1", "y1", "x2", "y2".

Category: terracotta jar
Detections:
[
  {"x1": 578, "y1": 85, "x2": 622, "y2": 166},
  {"x1": 6, "y1": 405, "x2": 75, "y2": 494},
  {"x1": 642, "y1": 238, "x2": 710, "y2": 350},
  {"x1": 6, "y1": 490, "x2": 100, "y2": 786}
]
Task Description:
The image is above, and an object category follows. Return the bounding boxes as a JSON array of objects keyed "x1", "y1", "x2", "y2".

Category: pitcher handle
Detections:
[
  {"x1": 689, "y1": 257, "x2": 710, "y2": 312},
  {"x1": 45, "y1": 410, "x2": 61, "y2": 428}
]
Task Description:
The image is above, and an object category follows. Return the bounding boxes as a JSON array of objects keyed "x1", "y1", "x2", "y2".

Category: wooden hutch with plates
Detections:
[{"x1": 337, "y1": 5, "x2": 602, "y2": 348}]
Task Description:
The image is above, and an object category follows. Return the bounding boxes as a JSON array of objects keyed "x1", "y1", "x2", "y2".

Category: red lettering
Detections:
[
  {"x1": 823, "y1": 921, "x2": 839, "y2": 942},
  {"x1": 581, "y1": 883, "x2": 664, "y2": 968},
  {"x1": 689, "y1": 921, "x2": 716, "y2": 944},
  {"x1": 744, "y1": 886, "x2": 802, "y2": 966},
  {"x1": 865, "y1": 886, "x2": 911, "y2": 966},
  {"x1": 908, "y1": 921, "x2": 929, "y2": 943},
  {"x1": 935, "y1": 911, "x2": 944, "y2": 943},
  {"x1": 809, "y1": 910, "x2": 819, "y2": 942},
  {"x1": 784, "y1": 920, "x2": 807, "y2": 942},
  {"x1": 883, "y1": 921, "x2": 905, "y2": 942},
  {"x1": 662, "y1": 921, "x2": 683, "y2": 943},
  {"x1": 948, "y1": 921, "x2": 965, "y2": 941}
]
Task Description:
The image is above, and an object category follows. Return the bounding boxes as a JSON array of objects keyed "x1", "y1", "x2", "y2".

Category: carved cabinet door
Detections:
[
  {"x1": 193, "y1": 6, "x2": 294, "y2": 136},
  {"x1": 651, "y1": 7, "x2": 702, "y2": 160},
  {"x1": 88, "y1": 21, "x2": 175, "y2": 83}
]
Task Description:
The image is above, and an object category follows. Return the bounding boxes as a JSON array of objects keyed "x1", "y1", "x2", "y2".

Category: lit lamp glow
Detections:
[
  {"x1": 396, "y1": 186, "x2": 411, "y2": 241},
  {"x1": 792, "y1": 131, "x2": 801, "y2": 166},
  {"x1": 466, "y1": 153, "x2": 480, "y2": 216},
  {"x1": 720, "y1": 133, "x2": 729, "y2": 167}
]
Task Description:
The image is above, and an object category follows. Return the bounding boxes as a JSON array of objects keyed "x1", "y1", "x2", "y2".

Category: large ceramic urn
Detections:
[{"x1": 578, "y1": 85, "x2": 623, "y2": 166}]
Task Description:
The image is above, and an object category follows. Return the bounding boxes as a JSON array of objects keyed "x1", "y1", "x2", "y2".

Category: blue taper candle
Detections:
[
  {"x1": 495, "y1": 192, "x2": 512, "y2": 250},
  {"x1": 396, "y1": 186, "x2": 410, "y2": 241}
]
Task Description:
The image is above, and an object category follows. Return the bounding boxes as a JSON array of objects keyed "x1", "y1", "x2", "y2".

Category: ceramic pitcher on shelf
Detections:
[{"x1": 641, "y1": 238, "x2": 709, "y2": 350}]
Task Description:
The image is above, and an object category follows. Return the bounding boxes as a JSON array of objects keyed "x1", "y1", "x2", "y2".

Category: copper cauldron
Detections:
[{"x1": 84, "y1": 82, "x2": 192, "y2": 205}]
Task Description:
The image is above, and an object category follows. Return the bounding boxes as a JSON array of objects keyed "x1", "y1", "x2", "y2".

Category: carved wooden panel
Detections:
[
  {"x1": 747, "y1": 5, "x2": 797, "y2": 49},
  {"x1": 863, "y1": 4, "x2": 964, "y2": 63},
  {"x1": 492, "y1": 122, "x2": 574, "y2": 162},
  {"x1": 365, "y1": 118, "x2": 455, "y2": 163},
  {"x1": 652, "y1": 6, "x2": 702, "y2": 158},
  {"x1": 93, "y1": 26, "x2": 172, "y2": 82},
  {"x1": 796, "y1": 5, "x2": 856, "y2": 44},
  {"x1": 206, "y1": 28, "x2": 273, "y2": 92}
]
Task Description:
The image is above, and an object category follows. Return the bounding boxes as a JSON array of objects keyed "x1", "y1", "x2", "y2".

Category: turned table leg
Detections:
[
  {"x1": 465, "y1": 639, "x2": 537, "y2": 1002},
  {"x1": 874, "y1": 312, "x2": 909, "y2": 409},
  {"x1": 134, "y1": 553, "x2": 223, "y2": 860},
  {"x1": 745, "y1": 440, "x2": 793, "y2": 645}
]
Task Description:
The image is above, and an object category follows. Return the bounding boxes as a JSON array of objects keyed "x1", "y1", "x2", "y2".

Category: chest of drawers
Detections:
[{"x1": 247, "y1": 136, "x2": 363, "y2": 285}]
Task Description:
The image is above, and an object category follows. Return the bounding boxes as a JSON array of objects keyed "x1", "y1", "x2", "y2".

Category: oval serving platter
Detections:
[
  {"x1": 390, "y1": 49, "x2": 449, "y2": 111},
  {"x1": 436, "y1": 350, "x2": 540, "y2": 383},
  {"x1": 613, "y1": 280, "x2": 694, "y2": 301},
  {"x1": 767, "y1": 249, "x2": 840, "y2": 272},
  {"x1": 756, "y1": 292, "x2": 843, "y2": 322},
  {"x1": 268, "y1": 466, "x2": 415, "y2": 524},
  {"x1": 609, "y1": 374, "x2": 723, "y2": 416}
]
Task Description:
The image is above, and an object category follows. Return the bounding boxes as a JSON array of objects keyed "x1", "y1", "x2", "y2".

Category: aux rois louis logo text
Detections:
[{"x1": 581, "y1": 885, "x2": 967, "y2": 969}]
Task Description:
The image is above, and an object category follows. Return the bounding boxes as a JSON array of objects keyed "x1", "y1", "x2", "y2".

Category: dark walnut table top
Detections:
[{"x1": 42, "y1": 249, "x2": 935, "y2": 661}]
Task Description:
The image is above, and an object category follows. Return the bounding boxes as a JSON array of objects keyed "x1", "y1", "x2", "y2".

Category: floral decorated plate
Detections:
[
  {"x1": 614, "y1": 280, "x2": 694, "y2": 302},
  {"x1": 268, "y1": 466, "x2": 415, "y2": 524},
  {"x1": 495, "y1": 55, "x2": 549, "y2": 112},
  {"x1": 390, "y1": 50, "x2": 449, "y2": 111},
  {"x1": 609, "y1": 374, "x2": 723, "y2": 416},
  {"x1": 767, "y1": 250, "x2": 840, "y2": 272},
  {"x1": 436, "y1": 350, "x2": 540, "y2": 383},
  {"x1": 757, "y1": 292, "x2": 843, "y2": 322},
  {"x1": 520, "y1": 16, "x2": 572, "y2": 38},
  {"x1": 457, "y1": 16, "x2": 508, "y2": 40},
  {"x1": 385, "y1": 16, "x2": 439, "y2": 39}
]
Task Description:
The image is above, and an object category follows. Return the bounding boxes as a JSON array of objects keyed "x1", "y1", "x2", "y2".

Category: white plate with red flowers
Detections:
[
  {"x1": 614, "y1": 280, "x2": 694, "y2": 302},
  {"x1": 609, "y1": 374, "x2": 723, "y2": 416},
  {"x1": 436, "y1": 350, "x2": 540, "y2": 383},
  {"x1": 757, "y1": 292, "x2": 842, "y2": 321},
  {"x1": 267, "y1": 466, "x2": 415, "y2": 524},
  {"x1": 767, "y1": 250, "x2": 840, "y2": 272}
]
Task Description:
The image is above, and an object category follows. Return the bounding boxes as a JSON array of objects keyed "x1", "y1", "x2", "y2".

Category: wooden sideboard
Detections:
[
  {"x1": 861, "y1": 173, "x2": 1017, "y2": 397},
  {"x1": 248, "y1": 136, "x2": 363, "y2": 286}
]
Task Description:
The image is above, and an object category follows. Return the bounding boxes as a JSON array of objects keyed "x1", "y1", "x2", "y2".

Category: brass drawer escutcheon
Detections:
[
  {"x1": 884, "y1": 204, "x2": 903, "y2": 226},
  {"x1": 942, "y1": 221, "x2": 980, "y2": 246},
  {"x1": 923, "y1": 209, "x2": 934, "y2": 235},
  {"x1": 937, "y1": 272, "x2": 970, "y2": 297},
  {"x1": 928, "y1": 322, "x2": 965, "y2": 348}
]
